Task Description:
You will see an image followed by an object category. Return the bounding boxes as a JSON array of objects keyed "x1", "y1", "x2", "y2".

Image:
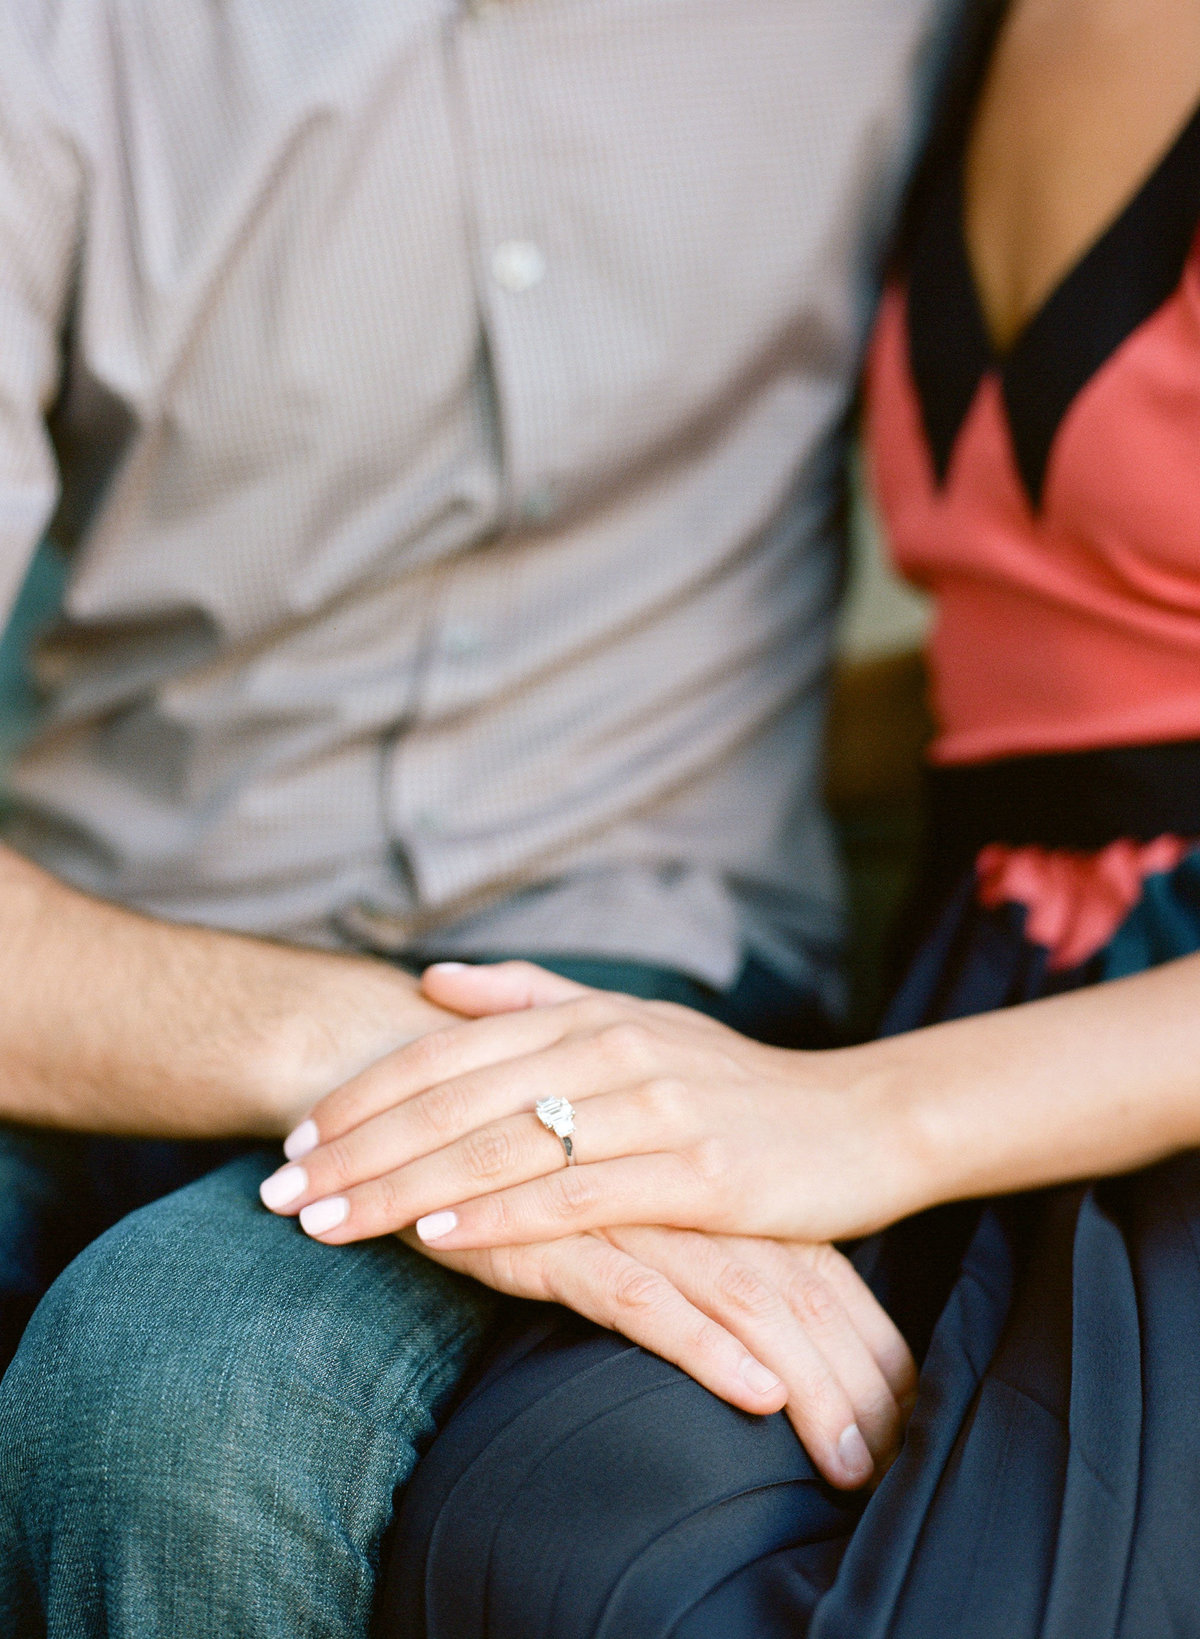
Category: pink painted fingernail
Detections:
[
  {"x1": 299, "y1": 1197, "x2": 349, "y2": 1236},
  {"x1": 837, "y1": 1424, "x2": 874, "y2": 1484},
  {"x1": 284, "y1": 1119, "x2": 319, "y2": 1161},
  {"x1": 416, "y1": 1210, "x2": 458, "y2": 1243},
  {"x1": 259, "y1": 1166, "x2": 308, "y2": 1211},
  {"x1": 740, "y1": 1357, "x2": 783, "y2": 1396}
]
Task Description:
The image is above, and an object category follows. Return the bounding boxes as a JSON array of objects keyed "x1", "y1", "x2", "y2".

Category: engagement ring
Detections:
[{"x1": 534, "y1": 1096, "x2": 578, "y2": 1166}]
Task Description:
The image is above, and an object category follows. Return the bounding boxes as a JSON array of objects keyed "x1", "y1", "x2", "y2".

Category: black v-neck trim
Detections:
[{"x1": 905, "y1": 32, "x2": 1200, "y2": 509}]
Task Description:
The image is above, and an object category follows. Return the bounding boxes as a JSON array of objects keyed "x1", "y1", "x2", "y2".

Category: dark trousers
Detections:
[{"x1": 380, "y1": 1162, "x2": 1200, "y2": 1638}]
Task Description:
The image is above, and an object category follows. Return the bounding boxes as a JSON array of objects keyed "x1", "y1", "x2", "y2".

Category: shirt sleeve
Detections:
[{"x1": 0, "y1": 1, "x2": 84, "y2": 625}]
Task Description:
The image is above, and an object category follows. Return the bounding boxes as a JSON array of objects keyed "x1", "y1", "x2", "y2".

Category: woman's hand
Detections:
[{"x1": 259, "y1": 961, "x2": 919, "y2": 1252}]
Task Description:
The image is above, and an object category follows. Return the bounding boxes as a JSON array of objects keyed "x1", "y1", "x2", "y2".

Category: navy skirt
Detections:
[{"x1": 378, "y1": 746, "x2": 1200, "y2": 1637}]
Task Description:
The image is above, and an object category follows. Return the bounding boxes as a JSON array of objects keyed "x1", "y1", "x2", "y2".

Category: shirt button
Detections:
[{"x1": 491, "y1": 240, "x2": 546, "y2": 294}]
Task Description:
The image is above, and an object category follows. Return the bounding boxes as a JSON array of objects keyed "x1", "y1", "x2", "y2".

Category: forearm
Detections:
[
  {"x1": 864, "y1": 951, "x2": 1200, "y2": 1219},
  {"x1": 0, "y1": 845, "x2": 453, "y2": 1138}
]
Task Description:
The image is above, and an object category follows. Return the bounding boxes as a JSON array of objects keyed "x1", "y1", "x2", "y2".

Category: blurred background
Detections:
[{"x1": 828, "y1": 454, "x2": 932, "y2": 1031}]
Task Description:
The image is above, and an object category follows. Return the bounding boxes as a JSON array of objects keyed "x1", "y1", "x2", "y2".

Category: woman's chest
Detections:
[{"x1": 964, "y1": 0, "x2": 1200, "y2": 354}]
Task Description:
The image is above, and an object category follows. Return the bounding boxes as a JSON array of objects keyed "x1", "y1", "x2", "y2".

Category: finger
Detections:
[
  {"x1": 405, "y1": 1152, "x2": 730, "y2": 1249},
  {"x1": 394, "y1": 1228, "x2": 559, "y2": 1303},
  {"x1": 263, "y1": 1100, "x2": 569, "y2": 1230},
  {"x1": 809, "y1": 1246, "x2": 918, "y2": 1411},
  {"x1": 266, "y1": 1057, "x2": 569, "y2": 1218},
  {"x1": 277, "y1": 1100, "x2": 659, "y2": 1243},
  {"x1": 533, "y1": 1234, "x2": 792, "y2": 1417},
  {"x1": 421, "y1": 959, "x2": 592, "y2": 1015},
  {"x1": 280, "y1": 1004, "x2": 588, "y2": 1161},
  {"x1": 612, "y1": 1228, "x2": 882, "y2": 1488},
  {"x1": 261, "y1": 1059, "x2": 697, "y2": 1226},
  {"x1": 695, "y1": 1237, "x2": 913, "y2": 1468},
  {"x1": 408, "y1": 1227, "x2": 788, "y2": 1417},
  {"x1": 765, "y1": 1243, "x2": 905, "y2": 1472},
  {"x1": 679, "y1": 1232, "x2": 905, "y2": 1479}
]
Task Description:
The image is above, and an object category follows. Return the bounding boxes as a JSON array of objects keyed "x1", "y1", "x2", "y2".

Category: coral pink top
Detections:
[
  {"x1": 863, "y1": 93, "x2": 1200, "y2": 966},
  {"x1": 866, "y1": 229, "x2": 1200, "y2": 768}
]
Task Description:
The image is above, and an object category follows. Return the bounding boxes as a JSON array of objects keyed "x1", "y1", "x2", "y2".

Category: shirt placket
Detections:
[{"x1": 378, "y1": 2, "x2": 580, "y2": 913}]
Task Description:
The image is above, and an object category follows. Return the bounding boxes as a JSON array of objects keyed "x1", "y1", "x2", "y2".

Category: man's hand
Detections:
[
  {"x1": 407, "y1": 1222, "x2": 915, "y2": 1491},
  {"x1": 0, "y1": 844, "x2": 458, "y2": 1137}
]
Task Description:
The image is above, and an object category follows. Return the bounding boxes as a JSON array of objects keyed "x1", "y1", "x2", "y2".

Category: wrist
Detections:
[
  {"x1": 0, "y1": 844, "x2": 462, "y2": 1138},
  {"x1": 832, "y1": 1017, "x2": 1029, "y2": 1227},
  {"x1": 816, "y1": 1036, "x2": 962, "y2": 1233},
  {"x1": 759, "y1": 1038, "x2": 940, "y2": 1240},
  {"x1": 253, "y1": 951, "x2": 459, "y2": 1135}
]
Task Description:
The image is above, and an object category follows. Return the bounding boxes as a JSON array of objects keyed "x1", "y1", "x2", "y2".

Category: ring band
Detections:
[{"x1": 535, "y1": 1096, "x2": 577, "y2": 1166}]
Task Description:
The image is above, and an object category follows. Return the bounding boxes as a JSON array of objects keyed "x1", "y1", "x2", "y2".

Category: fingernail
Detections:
[
  {"x1": 259, "y1": 1166, "x2": 308, "y2": 1210},
  {"x1": 299, "y1": 1197, "x2": 349, "y2": 1236},
  {"x1": 427, "y1": 962, "x2": 469, "y2": 973},
  {"x1": 284, "y1": 1119, "x2": 319, "y2": 1161},
  {"x1": 416, "y1": 1209, "x2": 458, "y2": 1243},
  {"x1": 837, "y1": 1423, "x2": 874, "y2": 1484},
  {"x1": 739, "y1": 1357, "x2": 783, "y2": 1396}
]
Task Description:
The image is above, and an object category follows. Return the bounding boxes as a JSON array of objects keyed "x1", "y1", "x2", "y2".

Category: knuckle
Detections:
[
  {"x1": 792, "y1": 1363, "x2": 844, "y2": 1430},
  {"x1": 369, "y1": 1170, "x2": 408, "y2": 1228},
  {"x1": 460, "y1": 1124, "x2": 517, "y2": 1183},
  {"x1": 685, "y1": 1313, "x2": 730, "y2": 1364},
  {"x1": 716, "y1": 1260, "x2": 777, "y2": 1319},
  {"x1": 417, "y1": 1079, "x2": 471, "y2": 1141},
  {"x1": 683, "y1": 1135, "x2": 727, "y2": 1188},
  {"x1": 477, "y1": 1189, "x2": 516, "y2": 1238},
  {"x1": 805, "y1": 1242, "x2": 846, "y2": 1280},
  {"x1": 402, "y1": 1027, "x2": 458, "y2": 1077},
  {"x1": 638, "y1": 1077, "x2": 689, "y2": 1127},
  {"x1": 598, "y1": 1020, "x2": 654, "y2": 1072},
  {"x1": 320, "y1": 1133, "x2": 357, "y2": 1186},
  {"x1": 484, "y1": 1243, "x2": 532, "y2": 1295},
  {"x1": 789, "y1": 1272, "x2": 841, "y2": 1332},
  {"x1": 551, "y1": 1166, "x2": 601, "y2": 1215},
  {"x1": 611, "y1": 1265, "x2": 668, "y2": 1315}
]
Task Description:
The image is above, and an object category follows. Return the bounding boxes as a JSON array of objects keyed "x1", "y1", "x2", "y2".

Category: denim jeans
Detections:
[{"x1": 0, "y1": 953, "x2": 823, "y2": 1638}]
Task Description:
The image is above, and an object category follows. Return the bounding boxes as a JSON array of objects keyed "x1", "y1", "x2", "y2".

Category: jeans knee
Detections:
[
  {"x1": 2, "y1": 1159, "x2": 276, "y2": 1511},
  {"x1": 2, "y1": 1153, "x2": 497, "y2": 1539},
  {"x1": 0, "y1": 1155, "x2": 499, "y2": 1636}
]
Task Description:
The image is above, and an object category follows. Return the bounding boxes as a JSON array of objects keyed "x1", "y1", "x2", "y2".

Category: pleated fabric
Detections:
[{"x1": 376, "y1": 845, "x2": 1200, "y2": 1637}]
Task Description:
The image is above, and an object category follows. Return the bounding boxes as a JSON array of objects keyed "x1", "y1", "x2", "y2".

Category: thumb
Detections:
[{"x1": 420, "y1": 959, "x2": 591, "y2": 1015}]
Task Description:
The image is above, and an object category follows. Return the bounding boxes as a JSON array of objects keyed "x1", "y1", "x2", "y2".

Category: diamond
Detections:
[{"x1": 535, "y1": 1096, "x2": 576, "y2": 1139}]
